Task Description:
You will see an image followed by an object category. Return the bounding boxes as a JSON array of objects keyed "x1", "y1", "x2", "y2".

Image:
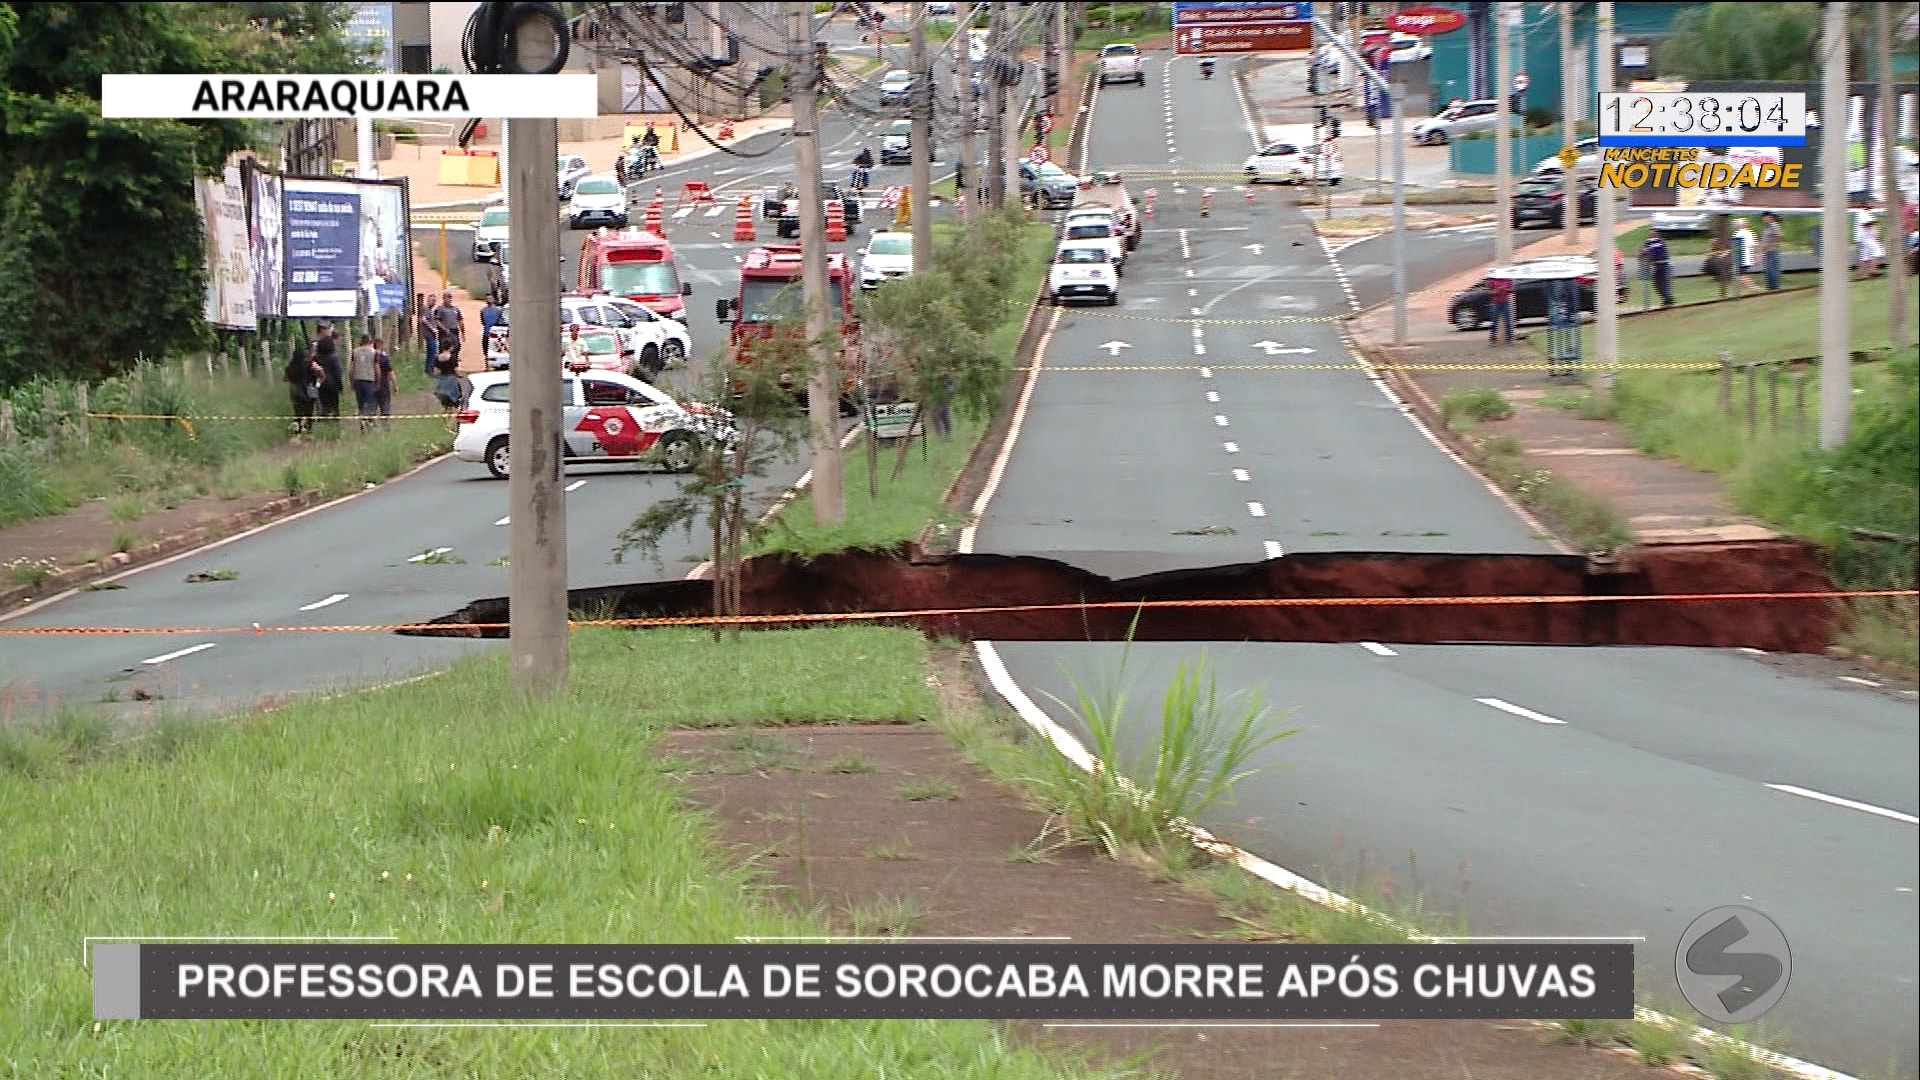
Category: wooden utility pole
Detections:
[
  {"x1": 987, "y1": 2, "x2": 1007, "y2": 209},
  {"x1": 1876, "y1": 2, "x2": 1911, "y2": 348},
  {"x1": 506, "y1": 117, "x2": 568, "y2": 697},
  {"x1": 788, "y1": 1, "x2": 844, "y2": 523},
  {"x1": 1818, "y1": 0, "x2": 1852, "y2": 450},
  {"x1": 910, "y1": 3, "x2": 933, "y2": 270},
  {"x1": 954, "y1": 8, "x2": 978, "y2": 214}
]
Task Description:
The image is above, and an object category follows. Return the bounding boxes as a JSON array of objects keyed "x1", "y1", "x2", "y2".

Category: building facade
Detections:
[{"x1": 1425, "y1": 2, "x2": 1697, "y2": 125}]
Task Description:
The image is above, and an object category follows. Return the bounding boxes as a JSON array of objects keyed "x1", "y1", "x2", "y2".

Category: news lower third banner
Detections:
[
  {"x1": 99, "y1": 74, "x2": 599, "y2": 120},
  {"x1": 94, "y1": 943, "x2": 1634, "y2": 1021}
]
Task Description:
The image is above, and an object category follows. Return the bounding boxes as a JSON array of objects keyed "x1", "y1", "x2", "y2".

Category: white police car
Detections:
[{"x1": 453, "y1": 370, "x2": 735, "y2": 480}]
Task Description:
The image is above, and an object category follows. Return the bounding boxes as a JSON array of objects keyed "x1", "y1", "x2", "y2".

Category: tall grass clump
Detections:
[{"x1": 1031, "y1": 633, "x2": 1299, "y2": 858}]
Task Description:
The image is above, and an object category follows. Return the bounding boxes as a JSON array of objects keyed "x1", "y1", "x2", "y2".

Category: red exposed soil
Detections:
[{"x1": 419, "y1": 541, "x2": 1841, "y2": 653}]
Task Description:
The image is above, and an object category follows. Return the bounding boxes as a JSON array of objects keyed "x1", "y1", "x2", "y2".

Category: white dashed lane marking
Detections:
[
  {"x1": 1231, "y1": 468, "x2": 1250, "y2": 482},
  {"x1": 565, "y1": 479, "x2": 587, "y2": 492},
  {"x1": 407, "y1": 547, "x2": 452, "y2": 563},
  {"x1": 1214, "y1": 415, "x2": 1230, "y2": 427},
  {"x1": 298, "y1": 593, "x2": 350, "y2": 612},
  {"x1": 143, "y1": 642, "x2": 217, "y2": 666},
  {"x1": 1263, "y1": 540, "x2": 1285, "y2": 559},
  {"x1": 1766, "y1": 784, "x2": 1919, "y2": 826},
  {"x1": 1247, "y1": 501, "x2": 1267, "y2": 518},
  {"x1": 1223, "y1": 441, "x2": 1239, "y2": 453},
  {"x1": 1475, "y1": 697, "x2": 1567, "y2": 725},
  {"x1": 1206, "y1": 391, "x2": 1220, "y2": 403},
  {"x1": 1360, "y1": 642, "x2": 1398, "y2": 656}
]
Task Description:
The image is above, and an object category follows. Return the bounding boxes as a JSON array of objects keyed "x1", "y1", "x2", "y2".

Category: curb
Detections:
[{"x1": 0, "y1": 452, "x2": 453, "y2": 622}]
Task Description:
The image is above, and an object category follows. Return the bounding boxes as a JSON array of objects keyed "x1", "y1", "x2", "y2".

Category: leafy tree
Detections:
[
  {"x1": 1655, "y1": 2, "x2": 1889, "y2": 82},
  {"x1": 0, "y1": 3, "x2": 371, "y2": 391}
]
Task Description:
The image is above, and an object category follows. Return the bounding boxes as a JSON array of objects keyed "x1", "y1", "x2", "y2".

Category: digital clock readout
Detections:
[{"x1": 1598, "y1": 92, "x2": 1808, "y2": 147}]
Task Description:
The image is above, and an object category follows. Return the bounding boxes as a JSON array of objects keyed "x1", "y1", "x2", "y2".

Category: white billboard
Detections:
[
  {"x1": 196, "y1": 164, "x2": 257, "y2": 330},
  {"x1": 281, "y1": 177, "x2": 411, "y2": 318}
]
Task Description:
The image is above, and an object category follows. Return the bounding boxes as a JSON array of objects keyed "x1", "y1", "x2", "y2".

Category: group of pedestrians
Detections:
[
  {"x1": 283, "y1": 323, "x2": 397, "y2": 435},
  {"x1": 420, "y1": 291, "x2": 469, "y2": 423}
]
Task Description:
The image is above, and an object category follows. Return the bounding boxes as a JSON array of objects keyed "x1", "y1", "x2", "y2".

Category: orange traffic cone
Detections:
[
  {"x1": 732, "y1": 195, "x2": 757, "y2": 242},
  {"x1": 644, "y1": 198, "x2": 664, "y2": 235},
  {"x1": 825, "y1": 199, "x2": 847, "y2": 242}
]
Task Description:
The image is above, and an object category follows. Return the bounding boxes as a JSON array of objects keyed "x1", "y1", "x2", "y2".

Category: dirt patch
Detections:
[
  {"x1": 652, "y1": 648, "x2": 1665, "y2": 1080},
  {"x1": 418, "y1": 544, "x2": 1842, "y2": 654}
]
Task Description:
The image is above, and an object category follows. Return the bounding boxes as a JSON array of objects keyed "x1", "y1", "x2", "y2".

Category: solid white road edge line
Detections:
[
  {"x1": 1766, "y1": 784, "x2": 1919, "y2": 826},
  {"x1": 1838, "y1": 675, "x2": 1881, "y2": 688},
  {"x1": 1, "y1": 450, "x2": 454, "y2": 625},
  {"x1": 957, "y1": 306, "x2": 1064, "y2": 557},
  {"x1": 1475, "y1": 697, "x2": 1568, "y2": 725},
  {"x1": 564, "y1": 479, "x2": 587, "y2": 492},
  {"x1": 298, "y1": 593, "x2": 350, "y2": 612},
  {"x1": 686, "y1": 423, "x2": 862, "y2": 580},
  {"x1": 142, "y1": 642, "x2": 217, "y2": 665},
  {"x1": 1360, "y1": 641, "x2": 1398, "y2": 656}
]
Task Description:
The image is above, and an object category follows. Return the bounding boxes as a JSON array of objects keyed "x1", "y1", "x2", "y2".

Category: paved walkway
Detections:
[{"x1": 1348, "y1": 226, "x2": 1779, "y2": 546}]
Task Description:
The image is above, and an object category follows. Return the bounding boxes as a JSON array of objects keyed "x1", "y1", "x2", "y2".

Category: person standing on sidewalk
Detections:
[
  {"x1": 349, "y1": 333, "x2": 381, "y2": 429},
  {"x1": 313, "y1": 333, "x2": 345, "y2": 425},
  {"x1": 372, "y1": 336, "x2": 396, "y2": 423},
  {"x1": 1487, "y1": 274, "x2": 1516, "y2": 346},
  {"x1": 480, "y1": 296, "x2": 503, "y2": 346},
  {"x1": 1640, "y1": 230, "x2": 1674, "y2": 308},
  {"x1": 417, "y1": 304, "x2": 441, "y2": 376},
  {"x1": 1760, "y1": 212, "x2": 1783, "y2": 292},
  {"x1": 432, "y1": 292, "x2": 465, "y2": 370},
  {"x1": 284, "y1": 336, "x2": 321, "y2": 436},
  {"x1": 1732, "y1": 217, "x2": 1757, "y2": 290}
]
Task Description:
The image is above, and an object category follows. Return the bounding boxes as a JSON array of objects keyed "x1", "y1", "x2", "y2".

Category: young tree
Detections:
[{"x1": 612, "y1": 314, "x2": 817, "y2": 640}]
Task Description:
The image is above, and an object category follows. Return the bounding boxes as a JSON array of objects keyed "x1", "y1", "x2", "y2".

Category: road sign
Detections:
[
  {"x1": 1514, "y1": 73, "x2": 1531, "y2": 93},
  {"x1": 1027, "y1": 145, "x2": 1049, "y2": 164},
  {"x1": 1387, "y1": 5, "x2": 1468, "y2": 35},
  {"x1": 882, "y1": 185, "x2": 903, "y2": 208},
  {"x1": 1175, "y1": 20, "x2": 1310, "y2": 55},
  {"x1": 1558, "y1": 144, "x2": 1580, "y2": 169},
  {"x1": 1173, "y1": 2, "x2": 1306, "y2": 24}
]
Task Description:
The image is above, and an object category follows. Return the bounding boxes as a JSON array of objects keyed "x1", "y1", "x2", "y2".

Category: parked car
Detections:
[
  {"x1": 1411, "y1": 99, "x2": 1510, "y2": 145},
  {"x1": 1245, "y1": 138, "x2": 1344, "y2": 185},
  {"x1": 567, "y1": 175, "x2": 629, "y2": 230},
  {"x1": 1447, "y1": 254, "x2": 1627, "y2": 331},
  {"x1": 1099, "y1": 43, "x2": 1145, "y2": 86},
  {"x1": 1384, "y1": 32, "x2": 1431, "y2": 64},
  {"x1": 454, "y1": 370, "x2": 735, "y2": 480},
  {"x1": 470, "y1": 205, "x2": 510, "y2": 262},
  {"x1": 878, "y1": 69, "x2": 915, "y2": 108},
  {"x1": 1512, "y1": 173, "x2": 1598, "y2": 229},
  {"x1": 1060, "y1": 211, "x2": 1126, "y2": 273},
  {"x1": 1048, "y1": 242, "x2": 1120, "y2": 305},
  {"x1": 1535, "y1": 137, "x2": 1600, "y2": 175},
  {"x1": 557, "y1": 155, "x2": 591, "y2": 199},
  {"x1": 558, "y1": 293, "x2": 692, "y2": 378},
  {"x1": 1019, "y1": 160, "x2": 1080, "y2": 209},
  {"x1": 858, "y1": 231, "x2": 914, "y2": 290}
]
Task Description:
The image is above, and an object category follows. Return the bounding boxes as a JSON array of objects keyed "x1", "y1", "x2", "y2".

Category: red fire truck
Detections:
[
  {"x1": 576, "y1": 227, "x2": 693, "y2": 322},
  {"x1": 713, "y1": 244, "x2": 862, "y2": 410}
]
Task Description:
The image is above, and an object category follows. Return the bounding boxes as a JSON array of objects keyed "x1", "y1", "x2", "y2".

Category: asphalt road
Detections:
[{"x1": 974, "y1": 53, "x2": 1919, "y2": 1077}]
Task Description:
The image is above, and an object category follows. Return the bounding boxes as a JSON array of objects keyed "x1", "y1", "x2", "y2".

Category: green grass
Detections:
[
  {"x1": 1559, "y1": 274, "x2": 1903, "y2": 367},
  {"x1": 1359, "y1": 188, "x2": 1499, "y2": 206},
  {"x1": 1465, "y1": 432, "x2": 1635, "y2": 554},
  {"x1": 1615, "y1": 217, "x2": 1819, "y2": 258},
  {"x1": 754, "y1": 220, "x2": 1056, "y2": 559},
  {"x1": 0, "y1": 626, "x2": 1132, "y2": 1078},
  {"x1": 1438, "y1": 386, "x2": 1514, "y2": 428}
]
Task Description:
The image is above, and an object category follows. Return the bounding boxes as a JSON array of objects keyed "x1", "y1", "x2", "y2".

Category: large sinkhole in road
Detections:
[{"x1": 405, "y1": 541, "x2": 1841, "y2": 654}]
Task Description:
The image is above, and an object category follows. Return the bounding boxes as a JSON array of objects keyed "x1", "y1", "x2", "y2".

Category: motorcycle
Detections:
[{"x1": 1200, "y1": 58, "x2": 1215, "y2": 80}]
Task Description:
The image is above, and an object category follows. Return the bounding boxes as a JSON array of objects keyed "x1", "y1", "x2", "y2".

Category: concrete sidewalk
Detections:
[
  {"x1": 1348, "y1": 226, "x2": 1778, "y2": 547},
  {"x1": 386, "y1": 114, "x2": 793, "y2": 209}
]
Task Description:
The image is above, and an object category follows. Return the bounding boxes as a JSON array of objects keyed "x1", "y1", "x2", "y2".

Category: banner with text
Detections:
[
  {"x1": 195, "y1": 164, "x2": 256, "y2": 330},
  {"x1": 280, "y1": 177, "x2": 412, "y2": 318},
  {"x1": 93, "y1": 942, "x2": 1634, "y2": 1021},
  {"x1": 100, "y1": 74, "x2": 598, "y2": 119}
]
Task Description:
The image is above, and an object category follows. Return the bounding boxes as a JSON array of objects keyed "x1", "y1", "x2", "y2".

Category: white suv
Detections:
[
  {"x1": 567, "y1": 175, "x2": 629, "y2": 230},
  {"x1": 1048, "y1": 242, "x2": 1119, "y2": 305},
  {"x1": 470, "y1": 205, "x2": 510, "y2": 262},
  {"x1": 453, "y1": 370, "x2": 735, "y2": 480},
  {"x1": 1060, "y1": 212, "x2": 1126, "y2": 273}
]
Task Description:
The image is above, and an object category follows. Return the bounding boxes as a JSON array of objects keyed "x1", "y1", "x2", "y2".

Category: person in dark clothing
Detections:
[
  {"x1": 1640, "y1": 230, "x2": 1674, "y2": 308},
  {"x1": 284, "y1": 337, "x2": 321, "y2": 435},
  {"x1": 432, "y1": 292, "x2": 464, "y2": 369},
  {"x1": 372, "y1": 337, "x2": 396, "y2": 423},
  {"x1": 313, "y1": 336, "x2": 344, "y2": 422},
  {"x1": 418, "y1": 308, "x2": 441, "y2": 376}
]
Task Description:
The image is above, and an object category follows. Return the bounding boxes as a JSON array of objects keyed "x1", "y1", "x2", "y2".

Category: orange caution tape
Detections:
[{"x1": 1, "y1": 590, "x2": 1909, "y2": 637}]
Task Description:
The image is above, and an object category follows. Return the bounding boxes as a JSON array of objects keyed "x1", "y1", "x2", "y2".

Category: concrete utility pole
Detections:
[
  {"x1": 910, "y1": 3, "x2": 933, "y2": 270},
  {"x1": 500, "y1": 117, "x2": 510, "y2": 196},
  {"x1": 505, "y1": 118, "x2": 567, "y2": 697},
  {"x1": 955, "y1": 7, "x2": 978, "y2": 216},
  {"x1": 1594, "y1": 1, "x2": 1618, "y2": 396},
  {"x1": 789, "y1": 1, "x2": 844, "y2": 523},
  {"x1": 1877, "y1": 2, "x2": 1911, "y2": 348},
  {"x1": 987, "y1": 2, "x2": 1007, "y2": 209},
  {"x1": 1052, "y1": 1, "x2": 1069, "y2": 123},
  {"x1": 1494, "y1": 1, "x2": 1516, "y2": 267},
  {"x1": 356, "y1": 116, "x2": 377, "y2": 179},
  {"x1": 1819, "y1": 0, "x2": 1852, "y2": 451},
  {"x1": 1559, "y1": 1, "x2": 1578, "y2": 251}
]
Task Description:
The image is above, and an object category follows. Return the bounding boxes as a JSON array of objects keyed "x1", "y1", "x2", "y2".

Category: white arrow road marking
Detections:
[
  {"x1": 1766, "y1": 784, "x2": 1919, "y2": 825},
  {"x1": 1250, "y1": 340, "x2": 1316, "y2": 356},
  {"x1": 1099, "y1": 341, "x2": 1132, "y2": 357},
  {"x1": 1244, "y1": 243, "x2": 1265, "y2": 256},
  {"x1": 495, "y1": 515, "x2": 510, "y2": 526},
  {"x1": 299, "y1": 593, "x2": 350, "y2": 612},
  {"x1": 1476, "y1": 698, "x2": 1567, "y2": 725},
  {"x1": 1360, "y1": 642, "x2": 1398, "y2": 656},
  {"x1": 408, "y1": 547, "x2": 452, "y2": 563},
  {"x1": 565, "y1": 479, "x2": 587, "y2": 492},
  {"x1": 143, "y1": 642, "x2": 217, "y2": 665}
]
